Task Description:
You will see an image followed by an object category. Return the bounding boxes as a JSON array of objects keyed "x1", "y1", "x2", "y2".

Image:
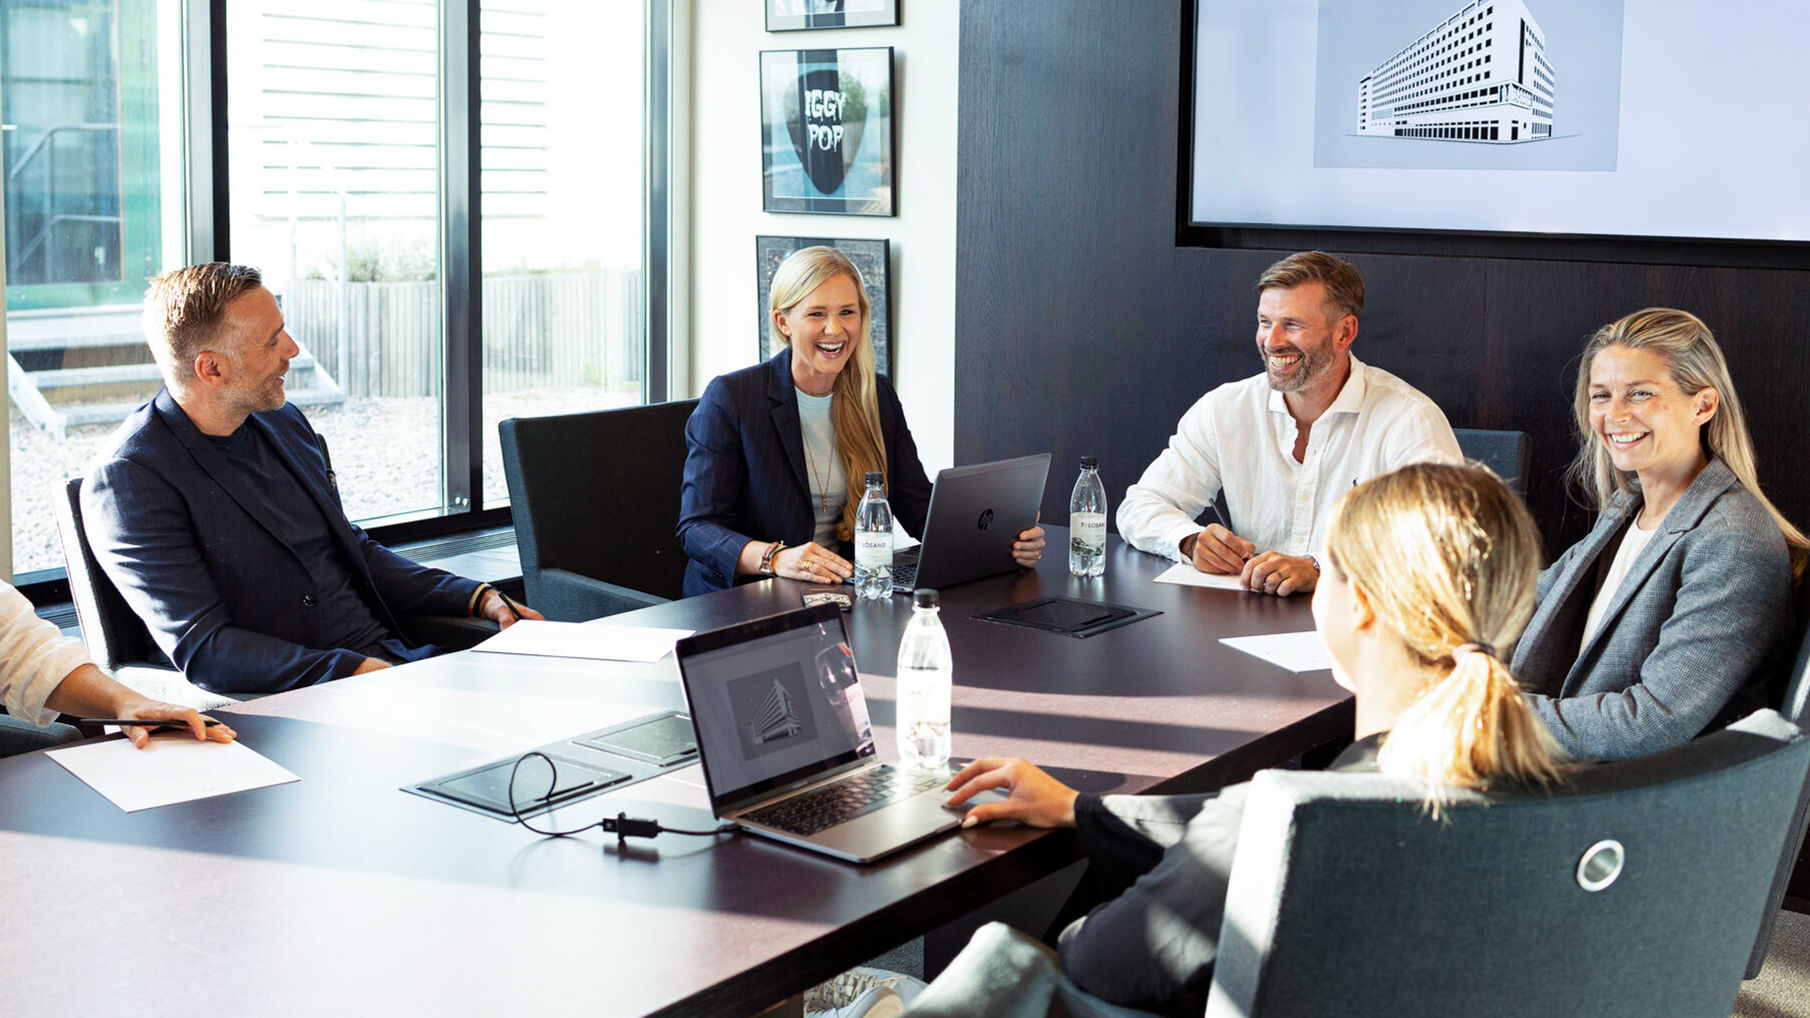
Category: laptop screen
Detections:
[{"x1": 677, "y1": 606, "x2": 876, "y2": 812}]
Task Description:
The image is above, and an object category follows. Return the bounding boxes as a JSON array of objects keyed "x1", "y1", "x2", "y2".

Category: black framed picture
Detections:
[
  {"x1": 760, "y1": 47, "x2": 894, "y2": 216},
  {"x1": 755, "y1": 235, "x2": 891, "y2": 376},
  {"x1": 765, "y1": 0, "x2": 899, "y2": 32}
]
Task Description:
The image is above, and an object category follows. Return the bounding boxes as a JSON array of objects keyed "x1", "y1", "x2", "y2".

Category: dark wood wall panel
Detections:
[{"x1": 955, "y1": 1, "x2": 1810, "y2": 557}]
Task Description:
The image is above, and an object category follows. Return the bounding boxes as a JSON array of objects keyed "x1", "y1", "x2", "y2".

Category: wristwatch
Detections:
[
  {"x1": 1180, "y1": 533, "x2": 1199, "y2": 561},
  {"x1": 1307, "y1": 554, "x2": 1321, "y2": 573}
]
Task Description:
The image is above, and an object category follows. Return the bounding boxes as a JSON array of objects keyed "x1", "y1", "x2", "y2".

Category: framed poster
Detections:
[
  {"x1": 760, "y1": 47, "x2": 895, "y2": 216},
  {"x1": 765, "y1": 0, "x2": 899, "y2": 32},
  {"x1": 755, "y1": 236, "x2": 891, "y2": 376}
]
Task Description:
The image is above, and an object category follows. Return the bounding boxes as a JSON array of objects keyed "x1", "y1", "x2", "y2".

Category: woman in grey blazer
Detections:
[{"x1": 1511, "y1": 308, "x2": 1808, "y2": 762}]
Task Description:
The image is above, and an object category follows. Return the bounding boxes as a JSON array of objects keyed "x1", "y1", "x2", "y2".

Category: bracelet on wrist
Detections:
[{"x1": 759, "y1": 540, "x2": 786, "y2": 576}]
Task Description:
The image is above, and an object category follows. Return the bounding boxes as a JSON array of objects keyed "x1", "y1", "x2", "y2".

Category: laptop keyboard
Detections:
[
  {"x1": 889, "y1": 560, "x2": 918, "y2": 592},
  {"x1": 742, "y1": 765, "x2": 948, "y2": 837}
]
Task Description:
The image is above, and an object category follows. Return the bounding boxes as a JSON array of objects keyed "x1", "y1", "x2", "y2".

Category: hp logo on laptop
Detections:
[{"x1": 976, "y1": 508, "x2": 994, "y2": 530}]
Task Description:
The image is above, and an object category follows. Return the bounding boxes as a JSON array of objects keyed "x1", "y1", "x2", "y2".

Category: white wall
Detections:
[{"x1": 684, "y1": 0, "x2": 960, "y2": 473}]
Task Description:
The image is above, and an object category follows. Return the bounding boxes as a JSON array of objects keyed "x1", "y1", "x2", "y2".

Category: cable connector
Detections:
[{"x1": 598, "y1": 812, "x2": 663, "y2": 846}]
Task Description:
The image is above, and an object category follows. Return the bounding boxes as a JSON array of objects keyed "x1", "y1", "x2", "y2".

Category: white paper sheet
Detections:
[
  {"x1": 1219, "y1": 631, "x2": 1335, "y2": 673},
  {"x1": 47, "y1": 738, "x2": 299, "y2": 813},
  {"x1": 1154, "y1": 562, "x2": 1251, "y2": 591},
  {"x1": 470, "y1": 619, "x2": 695, "y2": 663}
]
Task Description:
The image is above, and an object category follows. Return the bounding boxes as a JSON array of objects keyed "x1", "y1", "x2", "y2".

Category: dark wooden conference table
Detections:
[{"x1": 0, "y1": 529, "x2": 1351, "y2": 1017}]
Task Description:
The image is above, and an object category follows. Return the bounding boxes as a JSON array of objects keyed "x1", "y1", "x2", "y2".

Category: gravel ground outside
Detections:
[{"x1": 9, "y1": 384, "x2": 640, "y2": 575}]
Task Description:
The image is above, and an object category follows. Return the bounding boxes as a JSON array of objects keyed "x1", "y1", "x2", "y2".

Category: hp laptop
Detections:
[
  {"x1": 674, "y1": 604, "x2": 1000, "y2": 863},
  {"x1": 883, "y1": 452, "x2": 1052, "y2": 592}
]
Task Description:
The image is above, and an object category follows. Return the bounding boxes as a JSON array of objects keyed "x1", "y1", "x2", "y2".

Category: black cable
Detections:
[{"x1": 506, "y1": 751, "x2": 737, "y2": 845}]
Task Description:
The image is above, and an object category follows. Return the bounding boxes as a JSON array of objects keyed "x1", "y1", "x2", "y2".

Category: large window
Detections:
[
  {"x1": 478, "y1": 3, "x2": 647, "y2": 506},
  {"x1": 2, "y1": 0, "x2": 664, "y2": 582},
  {"x1": 226, "y1": 0, "x2": 448, "y2": 523},
  {"x1": 2, "y1": 0, "x2": 188, "y2": 576}
]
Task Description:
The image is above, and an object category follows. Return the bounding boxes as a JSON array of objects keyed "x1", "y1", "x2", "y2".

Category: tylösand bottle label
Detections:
[{"x1": 855, "y1": 531, "x2": 892, "y2": 567}]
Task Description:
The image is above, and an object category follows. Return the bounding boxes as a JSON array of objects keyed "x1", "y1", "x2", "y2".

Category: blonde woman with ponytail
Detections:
[
  {"x1": 1511, "y1": 308, "x2": 1800, "y2": 762},
  {"x1": 942, "y1": 463, "x2": 1565, "y2": 1013},
  {"x1": 678, "y1": 247, "x2": 1044, "y2": 595}
]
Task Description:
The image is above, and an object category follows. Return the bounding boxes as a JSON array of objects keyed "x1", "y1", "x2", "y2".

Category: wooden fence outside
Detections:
[{"x1": 286, "y1": 270, "x2": 643, "y2": 398}]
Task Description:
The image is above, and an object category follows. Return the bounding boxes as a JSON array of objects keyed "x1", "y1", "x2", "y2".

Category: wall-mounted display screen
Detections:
[{"x1": 1187, "y1": 0, "x2": 1810, "y2": 242}]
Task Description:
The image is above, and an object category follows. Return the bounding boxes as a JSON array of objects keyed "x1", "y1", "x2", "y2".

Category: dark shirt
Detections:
[
  {"x1": 206, "y1": 425, "x2": 426, "y2": 666},
  {"x1": 1058, "y1": 735, "x2": 1385, "y2": 1014}
]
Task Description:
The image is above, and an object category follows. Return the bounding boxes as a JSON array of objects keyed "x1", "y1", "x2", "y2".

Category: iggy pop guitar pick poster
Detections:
[{"x1": 760, "y1": 47, "x2": 894, "y2": 216}]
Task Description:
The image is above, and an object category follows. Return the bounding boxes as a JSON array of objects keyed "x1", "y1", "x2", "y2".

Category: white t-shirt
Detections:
[
  {"x1": 1116, "y1": 355, "x2": 1462, "y2": 560},
  {"x1": 795, "y1": 388, "x2": 847, "y2": 547},
  {"x1": 1579, "y1": 516, "x2": 1659, "y2": 652}
]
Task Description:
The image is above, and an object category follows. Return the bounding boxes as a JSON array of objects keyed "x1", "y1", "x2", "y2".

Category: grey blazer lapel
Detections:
[
  {"x1": 1565, "y1": 460, "x2": 1740, "y2": 691},
  {"x1": 152, "y1": 391, "x2": 309, "y2": 569},
  {"x1": 766, "y1": 350, "x2": 811, "y2": 497}
]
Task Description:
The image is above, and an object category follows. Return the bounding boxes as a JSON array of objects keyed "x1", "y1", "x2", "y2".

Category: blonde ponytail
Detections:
[{"x1": 1325, "y1": 463, "x2": 1570, "y2": 817}]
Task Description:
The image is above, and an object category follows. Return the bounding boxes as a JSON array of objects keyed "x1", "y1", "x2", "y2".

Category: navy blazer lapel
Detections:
[
  {"x1": 152, "y1": 391, "x2": 309, "y2": 569},
  {"x1": 767, "y1": 349, "x2": 811, "y2": 497},
  {"x1": 1565, "y1": 460, "x2": 1739, "y2": 690}
]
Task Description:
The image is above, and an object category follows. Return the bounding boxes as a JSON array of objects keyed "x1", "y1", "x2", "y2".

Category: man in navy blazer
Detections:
[{"x1": 82, "y1": 263, "x2": 540, "y2": 695}]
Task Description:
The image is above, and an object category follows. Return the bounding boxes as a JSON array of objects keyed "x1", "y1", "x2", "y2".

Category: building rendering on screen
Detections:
[{"x1": 1356, "y1": 0, "x2": 1555, "y2": 142}]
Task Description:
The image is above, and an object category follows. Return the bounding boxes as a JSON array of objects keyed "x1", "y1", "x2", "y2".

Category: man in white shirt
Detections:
[{"x1": 1116, "y1": 251, "x2": 1460, "y2": 596}]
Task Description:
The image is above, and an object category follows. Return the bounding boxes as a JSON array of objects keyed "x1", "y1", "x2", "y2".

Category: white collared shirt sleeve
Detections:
[
  {"x1": 1117, "y1": 391, "x2": 1228, "y2": 562},
  {"x1": 0, "y1": 581, "x2": 95, "y2": 726}
]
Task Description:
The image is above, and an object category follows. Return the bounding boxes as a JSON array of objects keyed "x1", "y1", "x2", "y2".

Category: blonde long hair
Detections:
[
  {"x1": 1325, "y1": 463, "x2": 1569, "y2": 815},
  {"x1": 769, "y1": 247, "x2": 887, "y2": 542},
  {"x1": 1567, "y1": 308, "x2": 1808, "y2": 580}
]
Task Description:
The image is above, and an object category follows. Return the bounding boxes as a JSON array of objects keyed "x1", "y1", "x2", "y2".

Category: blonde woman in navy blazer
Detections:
[
  {"x1": 678, "y1": 247, "x2": 1043, "y2": 596},
  {"x1": 1511, "y1": 309, "x2": 1807, "y2": 762}
]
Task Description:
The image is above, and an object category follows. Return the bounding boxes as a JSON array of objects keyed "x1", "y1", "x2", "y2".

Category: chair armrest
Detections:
[
  {"x1": 539, "y1": 568, "x2": 669, "y2": 623},
  {"x1": 400, "y1": 615, "x2": 500, "y2": 651}
]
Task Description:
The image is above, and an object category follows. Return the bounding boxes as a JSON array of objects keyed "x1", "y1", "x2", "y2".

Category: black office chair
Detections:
[
  {"x1": 498, "y1": 400, "x2": 696, "y2": 622},
  {"x1": 54, "y1": 476, "x2": 235, "y2": 710},
  {"x1": 1453, "y1": 427, "x2": 1533, "y2": 498}
]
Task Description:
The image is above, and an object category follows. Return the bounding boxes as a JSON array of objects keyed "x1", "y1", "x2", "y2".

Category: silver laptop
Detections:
[
  {"x1": 885, "y1": 453, "x2": 1052, "y2": 592},
  {"x1": 674, "y1": 604, "x2": 1001, "y2": 863}
]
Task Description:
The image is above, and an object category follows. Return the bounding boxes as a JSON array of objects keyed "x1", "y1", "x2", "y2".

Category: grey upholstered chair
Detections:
[
  {"x1": 498, "y1": 400, "x2": 696, "y2": 621},
  {"x1": 1453, "y1": 427, "x2": 1532, "y2": 498},
  {"x1": 911, "y1": 709, "x2": 1810, "y2": 1018}
]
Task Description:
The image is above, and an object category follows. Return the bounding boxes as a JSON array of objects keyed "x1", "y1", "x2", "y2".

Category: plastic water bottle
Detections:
[
  {"x1": 854, "y1": 470, "x2": 894, "y2": 600},
  {"x1": 895, "y1": 588, "x2": 953, "y2": 770},
  {"x1": 1069, "y1": 455, "x2": 1107, "y2": 577}
]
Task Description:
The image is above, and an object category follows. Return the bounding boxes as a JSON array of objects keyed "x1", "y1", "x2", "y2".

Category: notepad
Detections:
[
  {"x1": 470, "y1": 619, "x2": 695, "y2": 663},
  {"x1": 48, "y1": 737, "x2": 299, "y2": 812},
  {"x1": 1220, "y1": 631, "x2": 1335, "y2": 673},
  {"x1": 1154, "y1": 562, "x2": 1250, "y2": 591}
]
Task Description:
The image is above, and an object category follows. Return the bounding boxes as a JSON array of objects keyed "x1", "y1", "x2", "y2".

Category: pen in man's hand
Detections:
[
  {"x1": 496, "y1": 589, "x2": 526, "y2": 622},
  {"x1": 1208, "y1": 501, "x2": 1251, "y2": 562},
  {"x1": 78, "y1": 718, "x2": 224, "y2": 729}
]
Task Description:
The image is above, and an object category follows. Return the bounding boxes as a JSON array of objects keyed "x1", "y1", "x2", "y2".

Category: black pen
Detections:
[
  {"x1": 77, "y1": 718, "x2": 224, "y2": 729},
  {"x1": 496, "y1": 588, "x2": 527, "y2": 622},
  {"x1": 1207, "y1": 501, "x2": 1251, "y2": 562}
]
